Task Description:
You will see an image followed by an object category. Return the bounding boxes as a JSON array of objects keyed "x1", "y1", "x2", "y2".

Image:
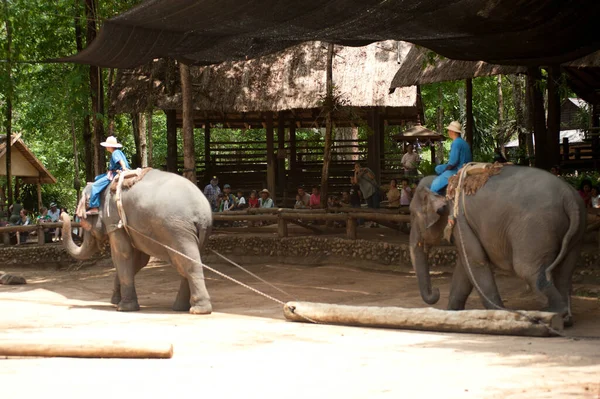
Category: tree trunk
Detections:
[
  {"x1": 71, "y1": 117, "x2": 82, "y2": 204},
  {"x1": 85, "y1": 0, "x2": 105, "y2": 176},
  {"x1": 74, "y1": 0, "x2": 93, "y2": 182},
  {"x1": 465, "y1": 79, "x2": 474, "y2": 148},
  {"x1": 138, "y1": 113, "x2": 148, "y2": 167},
  {"x1": 320, "y1": 43, "x2": 335, "y2": 208},
  {"x1": 179, "y1": 63, "x2": 196, "y2": 184},
  {"x1": 3, "y1": 0, "x2": 13, "y2": 207},
  {"x1": 107, "y1": 68, "x2": 116, "y2": 135},
  {"x1": 497, "y1": 75, "x2": 504, "y2": 124},
  {"x1": 165, "y1": 110, "x2": 177, "y2": 173},
  {"x1": 528, "y1": 67, "x2": 547, "y2": 169},
  {"x1": 130, "y1": 113, "x2": 141, "y2": 168},
  {"x1": 437, "y1": 85, "x2": 444, "y2": 135},
  {"x1": 513, "y1": 75, "x2": 528, "y2": 165},
  {"x1": 146, "y1": 111, "x2": 153, "y2": 167},
  {"x1": 546, "y1": 66, "x2": 561, "y2": 168}
]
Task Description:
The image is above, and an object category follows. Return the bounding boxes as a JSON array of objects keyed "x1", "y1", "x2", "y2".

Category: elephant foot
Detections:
[
  {"x1": 117, "y1": 300, "x2": 140, "y2": 312},
  {"x1": 189, "y1": 301, "x2": 212, "y2": 315},
  {"x1": 110, "y1": 292, "x2": 121, "y2": 306},
  {"x1": 172, "y1": 300, "x2": 191, "y2": 312}
]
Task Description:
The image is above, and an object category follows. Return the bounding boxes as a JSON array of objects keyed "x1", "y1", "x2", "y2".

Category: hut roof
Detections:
[
  {"x1": 563, "y1": 50, "x2": 600, "y2": 106},
  {"x1": 0, "y1": 135, "x2": 57, "y2": 184},
  {"x1": 112, "y1": 41, "x2": 418, "y2": 126},
  {"x1": 61, "y1": 0, "x2": 600, "y2": 68},
  {"x1": 390, "y1": 43, "x2": 526, "y2": 88}
]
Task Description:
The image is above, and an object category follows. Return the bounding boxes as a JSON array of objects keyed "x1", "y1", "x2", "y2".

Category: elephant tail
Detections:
[
  {"x1": 196, "y1": 221, "x2": 211, "y2": 254},
  {"x1": 544, "y1": 194, "x2": 584, "y2": 283}
]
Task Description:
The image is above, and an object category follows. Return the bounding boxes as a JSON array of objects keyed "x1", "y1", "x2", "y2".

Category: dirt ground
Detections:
[{"x1": 1, "y1": 259, "x2": 599, "y2": 399}]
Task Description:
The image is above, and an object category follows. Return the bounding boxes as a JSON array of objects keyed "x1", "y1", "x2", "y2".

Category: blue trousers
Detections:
[
  {"x1": 89, "y1": 174, "x2": 111, "y2": 208},
  {"x1": 430, "y1": 164, "x2": 457, "y2": 194}
]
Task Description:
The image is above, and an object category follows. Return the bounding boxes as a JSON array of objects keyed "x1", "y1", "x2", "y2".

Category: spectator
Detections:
[
  {"x1": 550, "y1": 165, "x2": 562, "y2": 177},
  {"x1": 493, "y1": 148, "x2": 507, "y2": 163},
  {"x1": 309, "y1": 186, "x2": 322, "y2": 209},
  {"x1": 248, "y1": 190, "x2": 260, "y2": 208},
  {"x1": 235, "y1": 190, "x2": 247, "y2": 210},
  {"x1": 327, "y1": 195, "x2": 341, "y2": 208},
  {"x1": 349, "y1": 177, "x2": 362, "y2": 208},
  {"x1": 591, "y1": 186, "x2": 600, "y2": 209},
  {"x1": 259, "y1": 189, "x2": 274, "y2": 208},
  {"x1": 354, "y1": 162, "x2": 380, "y2": 209},
  {"x1": 400, "y1": 178, "x2": 413, "y2": 206},
  {"x1": 295, "y1": 194, "x2": 306, "y2": 209},
  {"x1": 8, "y1": 201, "x2": 23, "y2": 224},
  {"x1": 37, "y1": 207, "x2": 51, "y2": 223},
  {"x1": 579, "y1": 179, "x2": 593, "y2": 208},
  {"x1": 222, "y1": 184, "x2": 236, "y2": 211},
  {"x1": 386, "y1": 179, "x2": 401, "y2": 208},
  {"x1": 15, "y1": 209, "x2": 31, "y2": 245},
  {"x1": 340, "y1": 191, "x2": 351, "y2": 208},
  {"x1": 401, "y1": 144, "x2": 420, "y2": 176},
  {"x1": 203, "y1": 176, "x2": 221, "y2": 212},
  {"x1": 48, "y1": 202, "x2": 60, "y2": 222},
  {"x1": 296, "y1": 186, "x2": 310, "y2": 208}
]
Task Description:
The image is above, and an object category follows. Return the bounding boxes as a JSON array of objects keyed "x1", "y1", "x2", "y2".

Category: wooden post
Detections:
[
  {"x1": 367, "y1": 109, "x2": 382, "y2": 183},
  {"x1": 277, "y1": 113, "x2": 286, "y2": 202},
  {"x1": 204, "y1": 123, "x2": 211, "y2": 181},
  {"x1": 430, "y1": 143, "x2": 436, "y2": 166},
  {"x1": 165, "y1": 110, "x2": 177, "y2": 173},
  {"x1": 546, "y1": 66, "x2": 561, "y2": 168},
  {"x1": 71, "y1": 117, "x2": 81, "y2": 204},
  {"x1": 266, "y1": 112, "x2": 276, "y2": 200},
  {"x1": 37, "y1": 222, "x2": 45, "y2": 245},
  {"x1": 465, "y1": 79, "x2": 474, "y2": 148},
  {"x1": 179, "y1": 63, "x2": 196, "y2": 184},
  {"x1": 36, "y1": 182, "x2": 42, "y2": 213},
  {"x1": 138, "y1": 112, "x2": 148, "y2": 167},
  {"x1": 562, "y1": 138, "x2": 570, "y2": 161},
  {"x1": 346, "y1": 216, "x2": 357, "y2": 240},
  {"x1": 320, "y1": 43, "x2": 335, "y2": 208},
  {"x1": 277, "y1": 214, "x2": 288, "y2": 238},
  {"x1": 527, "y1": 67, "x2": 548, "y2": 169},
  {"x1": 289, "y1": 122, "x2": 297, "y2": 171}
]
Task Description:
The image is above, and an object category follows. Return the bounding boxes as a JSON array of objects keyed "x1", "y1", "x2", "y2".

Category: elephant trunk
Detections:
[
  {"x1": 61, "y1": 213, "x2": 98, "y2": 260},
  {"x1": 410, "y1": 226, "x2": 440, "y2": 305}
]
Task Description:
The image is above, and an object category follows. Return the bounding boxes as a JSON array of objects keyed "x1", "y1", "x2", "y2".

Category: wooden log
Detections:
[
  {"x1": 288, "y1": 219, "x2": 324, "y2": 234},
  {"x1": 277, "y1": 215, "x2": 288, "y2": 238},
  {"x1": 281, "y1": 213, "x2": 348, "y2": 221},
  {"x1": 346, "y1": 217, "x2": 357, "y2": 239},
  {"x1": 0, "y1": 339, "x2": 173, "y2": 359},
  {"x1": 212, "y1": 214, "x2": 278, "y2": 222},
  {"x1": 283, "y1": 302, "x2": 563, "y2": 337}
]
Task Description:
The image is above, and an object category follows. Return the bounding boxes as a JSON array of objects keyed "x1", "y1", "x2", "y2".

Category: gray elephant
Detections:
[
  {"x1": 409, "y1": 165, "x2": 585, "y2": 324},
  {"x1": 61, "y1": 169, "x2": 213, "y2": 314}
]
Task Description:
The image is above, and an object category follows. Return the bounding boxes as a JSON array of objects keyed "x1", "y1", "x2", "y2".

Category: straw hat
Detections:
[
  {"x1": 100, "y1": 136, "x2": 123, "y2": 148},
  {"x1": 259, "y1": 188, "x2": 270, "y2": 196},
  {"x1": 445, "y1": 121, "x2": 463, "y2": 135}
]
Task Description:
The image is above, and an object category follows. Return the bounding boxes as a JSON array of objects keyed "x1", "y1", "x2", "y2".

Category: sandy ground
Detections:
[{"x1": 0, "y1": 260, "x2": 599, "y2": 399}]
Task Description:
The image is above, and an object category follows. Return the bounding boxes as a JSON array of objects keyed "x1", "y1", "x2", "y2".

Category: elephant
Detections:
[
  {"x1": 409, "y1": 165, "x2": 585, "y2": 325},
  {"x1": 61, "y1": 169, "x2": 213, "y2": 314}
]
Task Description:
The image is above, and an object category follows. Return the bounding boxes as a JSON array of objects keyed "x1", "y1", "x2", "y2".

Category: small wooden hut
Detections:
[
  {"x1": 111, "y1": 41, "x2": 421, "y2": 202},
  {"x1": 0, "y1": 135, "x2": 57, "y2": 210}
]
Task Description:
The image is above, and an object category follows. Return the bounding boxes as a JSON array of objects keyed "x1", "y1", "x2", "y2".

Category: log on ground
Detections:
[
  {"x1": 283, "y1": 301, "x2": 563, "y2": 337},
  {"x1": 0, "y1": 339, "x2": 174, "y2": 359}
]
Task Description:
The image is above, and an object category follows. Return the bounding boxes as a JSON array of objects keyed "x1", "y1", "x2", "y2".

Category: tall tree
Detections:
[
  {"x1": 2, "y1": 0, "x2": 13, "y2": 206},
  {"x1": 85, "y1": 0, "x2": 105, "y2": 175},
  {"x1": 179, "y1": 63, "x2": 196, "y2": 184}
]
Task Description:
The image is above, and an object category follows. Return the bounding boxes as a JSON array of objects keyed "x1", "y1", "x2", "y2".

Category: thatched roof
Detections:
[
  {"x1": 0, "y1": 135, "x2": 57, "y2": 184},
  {"x1": 390, "y1": 43, "x2": 527, "y2": 88},
  {"x1": 112, "y1": 40, "x2": 417, "y2": 120}
]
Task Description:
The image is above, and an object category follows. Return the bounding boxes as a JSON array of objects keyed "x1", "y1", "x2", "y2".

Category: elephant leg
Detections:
[
  {"x1": 109, "y1": 230, "x2": 141, "y2": 312},
  {"x1": 455, "y1": 218, "x2": 503, "y2": 310},
  {"x1": 447, "y1": 258, "x2": 474, "y2": 310},
  {"x1": 536, "y1": 248, "x2": 578, "y2": 326},
  {"x1": 172, "y1": 277, "x2": 191, "y2": 311},
  {"x1": 169, "y1": 241, "x2": 212, "y2": 315},
  {"x1": 111, "y1": 250, "x2": 150, "y2": 305}
]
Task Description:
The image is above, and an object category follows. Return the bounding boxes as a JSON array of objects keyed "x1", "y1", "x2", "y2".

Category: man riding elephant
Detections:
[{"x1": 430, "y1": 121, "x2": 472, "y2": 194}]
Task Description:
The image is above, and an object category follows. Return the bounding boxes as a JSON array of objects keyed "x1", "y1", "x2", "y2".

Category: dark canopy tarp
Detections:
[{"x1": 62, "y1": 0, "x2": 600, "y2": 69}]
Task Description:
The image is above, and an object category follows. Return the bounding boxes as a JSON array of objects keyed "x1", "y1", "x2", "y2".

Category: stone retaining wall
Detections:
[{"x1": 0, "y1": 235, "x2": 597, "y2": 272}]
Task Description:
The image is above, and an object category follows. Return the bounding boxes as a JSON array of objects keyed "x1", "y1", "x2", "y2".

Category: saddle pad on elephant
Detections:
[
  {"x1": 109, "y1": 168, "x2": 153, "y2": 193},
  {"x1": 446, "y1": 162, "x2": 506, "y2": 200}
]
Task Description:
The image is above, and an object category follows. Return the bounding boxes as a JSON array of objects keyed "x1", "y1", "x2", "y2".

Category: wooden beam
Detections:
[
  {"x1": 367, "y1": 108, "x2": 382, "y2": 183},
  {"x1": 528, "y1": 67, "x2": 548, "y2": 169},
  {"x1": 266, "y1": 112, "x2": 276, "y2": 200},
  {"x1": 546, "y1": 66, "x2": 561, "y2": 168},
  {"x1": 465, "y1": 79, "x2": 474, "y2": 148},
  {"x1": 204, "y1": 123, "x2": 211, "y2": 180},
  {"x1": 321, "y1": 43, "x2": 335, "y2": 208},
  {"x1": 277, "y1": 112, "x2": 286, "y2": 201},
  {"x1": 289, "y1": 121, "x2": 297, "y2": 171}
]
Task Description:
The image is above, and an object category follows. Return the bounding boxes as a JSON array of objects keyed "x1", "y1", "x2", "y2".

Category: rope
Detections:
[{"x1": 122, "y1": 223, "x2": 319, "y2": 324}]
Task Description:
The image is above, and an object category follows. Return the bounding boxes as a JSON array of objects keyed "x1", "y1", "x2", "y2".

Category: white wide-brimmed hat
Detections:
[
  {"x1": 259, "y1": 188, "x2": 270, "y2": 196},
  {"x1": 446, "y1": 121, "x2": 463, "y2": 134},
  {"x1": 100, "y1": 136, "x2": 123, "y2": 148}
]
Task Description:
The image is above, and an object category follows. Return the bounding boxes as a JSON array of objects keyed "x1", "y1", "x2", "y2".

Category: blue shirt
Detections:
[
  {"x1": 447, "y1": 137, "x2": 472, "y2": 171},
  {"x1": 109, "y1": 150, "x2": 130, "y2": 172}
]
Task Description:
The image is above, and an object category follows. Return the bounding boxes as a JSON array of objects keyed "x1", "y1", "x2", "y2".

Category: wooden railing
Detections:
[{"x1": 0, "y1": 221, "x2": 82, "y2": 246}]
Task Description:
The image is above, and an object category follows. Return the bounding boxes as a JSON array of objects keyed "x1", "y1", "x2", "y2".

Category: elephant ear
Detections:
[{"x1": 423, "y1": 189, "x2": 448, "y2": 229}]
